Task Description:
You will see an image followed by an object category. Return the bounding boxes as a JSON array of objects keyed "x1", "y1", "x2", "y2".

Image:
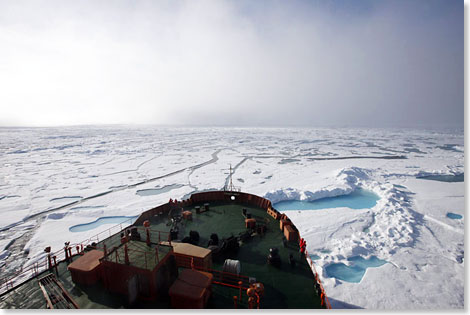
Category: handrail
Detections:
[
  {"x1": 275, "y1": 209, "x2": 332, "y2": 309},
  {"x1": 304, "y1": 247, "x2": 332, "y2": 309},
  {"x1": 0, "y1": 216, "x2": 137, "y2": 294},
  {"x1": 176, "y1": 255, "x2": 251, "y2": 290},
  {"x1": 0, "y1": 217, "x2": 174, "y2": 295},
  {"x1": 2, "y1": 193, "x2": 332, "y2": 310},
  {"x1": 97, "y1": 243, "x2": 170, "y2": 269}
]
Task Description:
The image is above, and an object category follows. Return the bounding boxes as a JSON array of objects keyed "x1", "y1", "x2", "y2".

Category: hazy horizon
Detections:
[
  {"x1": 0, "y1": 0, "x2": 463, "y2": 128},
  {"x1": 0, "y1": 122, "x2": 464, "y2": 134}
]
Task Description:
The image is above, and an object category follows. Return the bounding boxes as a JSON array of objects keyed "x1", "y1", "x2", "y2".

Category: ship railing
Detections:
[
  {"x1": 77, "y1": 216, "x2": 137, "y2": 246},
  {"x1": 207, "y1": 268, "x2": 251, "y2": 290},
  {"x1": 304, "y1": 247, "x2": 332, "y2": 309},
  {"x1": 274, "y1": 210, "x2": 332, "y2": 309},
  {"x1": 98, "y1": 242, "x2": 170, "y2": 270},
  {"x1": 223, "y1": 186, "x2": 241, "y2": 192},
  {"x1": 177, "y1": 256, "x2": 251, "y2": 289},
  {"x1": 178, "y1": 257, "x2": 256, "y2": 308},
  {"x1": 0, "y1": 216, "x2": 137, "y2": 295}
]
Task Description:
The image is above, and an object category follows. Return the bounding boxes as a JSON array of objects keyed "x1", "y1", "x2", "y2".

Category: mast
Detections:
[
  {"x1": 225, "y1": 164, "x2": 239, "y2": 192},
  {"x1": 228, "y1": 164, "x2": 234, "y2": 191}
]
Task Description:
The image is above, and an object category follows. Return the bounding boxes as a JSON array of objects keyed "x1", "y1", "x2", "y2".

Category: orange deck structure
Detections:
[
  {"x1": 284, "y1": 225, "x2": 298, "y2": 242},
  {"x1": 0, "y1": 190, "x2": 330, "y2": 309},
  {"x1": 280, "y1": 219, "x2": 292, "y2": 231},
  {"x1": 245, "y1": 218, "x2": 256, "y2": 229},
  {"x1": 169, "y1": 269, "x2": 213, "y2": 309},
  {"x1": 67, "y1": 250, "x2": 104, "y2": 285},
  {"x1": 161, "y1": 242, "x2": 212, "y2": 270}
]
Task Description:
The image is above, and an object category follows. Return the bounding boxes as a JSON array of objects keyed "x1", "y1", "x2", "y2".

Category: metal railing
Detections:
[
  {"x1": 0, "y1": 217, "x2": 137, "y2": 295},
  {"x1": 103, "y1": 243, "x2": 171, "y2": 270},
  {"x1": 303, "y1": 247, "x2": 332, "y2": 309},
  {"x1": 277, "y1": 212, "x2": 332, "y2": 309},
  {"x1": 176, "y1": 255, "x2": 251, "y2": 289},
  {"x1": 2, "y1": 204, "x2": 333, "y2": 310}
]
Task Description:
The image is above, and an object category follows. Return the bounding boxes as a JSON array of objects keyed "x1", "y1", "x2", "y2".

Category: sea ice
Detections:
[{"x1": 0, "y1": 126, "x2": 464, "y2": 309}]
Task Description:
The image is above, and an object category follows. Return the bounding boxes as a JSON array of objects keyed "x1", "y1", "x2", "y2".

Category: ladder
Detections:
[{"x1": 37, "y1": 274, "x2": 79, "y2": 309}]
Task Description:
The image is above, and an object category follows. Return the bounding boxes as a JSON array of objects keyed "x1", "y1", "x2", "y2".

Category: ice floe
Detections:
[{"x1": 0, "y1": 126, "x2": 464, "y2": 309}]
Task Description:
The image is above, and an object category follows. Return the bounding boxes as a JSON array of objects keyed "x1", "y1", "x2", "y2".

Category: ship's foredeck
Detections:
[
  {"x1": 0, "y1": 200, "x2": 322, "y2": 309},
  {"x1": 151, "y1": 200, "x2": 322, "y2": 308}
]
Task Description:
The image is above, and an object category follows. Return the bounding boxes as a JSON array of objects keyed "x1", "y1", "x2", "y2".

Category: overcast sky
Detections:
[{"x1": 0, "y1": 0, "x2": 463, "y2": 128}]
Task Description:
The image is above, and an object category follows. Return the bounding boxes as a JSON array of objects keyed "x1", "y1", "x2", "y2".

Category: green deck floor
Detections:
[
  {"x1": 0, "y1": 201, "x2": 322, "y2": 309},
  {"x1": 148, "y1": 201, "x2": 322, "y2": 308}
]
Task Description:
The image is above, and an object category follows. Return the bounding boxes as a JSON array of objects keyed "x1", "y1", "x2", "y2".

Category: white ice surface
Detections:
[{"x1": 0, "y1": 126, "x2": 464, "y2": 309}]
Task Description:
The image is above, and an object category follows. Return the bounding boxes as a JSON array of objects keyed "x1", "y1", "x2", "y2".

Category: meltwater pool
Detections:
[
  {"x1": 136, "y1": 184, "x2": 184, "y2": 196},
  {"x1": 274, "y1": 189, "x2": 380, "y2": 211},
  {"x1": 325, "y1": 256, "x2": 387, "y2": 283},
  {"x1": 446, "y1": 212, "x2": 463, "y2": 220},
  {"x1": 69, "y1": 215, "x2": 139, "y2": 232}
]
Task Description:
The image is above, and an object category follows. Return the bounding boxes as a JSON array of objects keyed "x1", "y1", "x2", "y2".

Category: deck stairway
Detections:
[{"x1": 37, "y1": 274, "x2": 79, "y2": 309}]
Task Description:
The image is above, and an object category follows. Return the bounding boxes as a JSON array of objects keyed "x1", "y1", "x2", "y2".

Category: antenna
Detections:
[
  {"x1": 228, "y1": 164, "x2": 234, "y2": 191},
  {"x1": 225, "y1": 164, "x2": 240, "y2": 192}
]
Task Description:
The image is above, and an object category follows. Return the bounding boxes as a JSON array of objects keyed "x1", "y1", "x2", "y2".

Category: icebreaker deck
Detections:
[{"x1": 0, "y1": 190, "x2": 330, "y2": 309}]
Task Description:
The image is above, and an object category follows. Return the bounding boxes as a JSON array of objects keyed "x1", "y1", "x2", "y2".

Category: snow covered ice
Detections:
[{"x1": 0, "y1": 126, "x2": 464, "y2": 309}]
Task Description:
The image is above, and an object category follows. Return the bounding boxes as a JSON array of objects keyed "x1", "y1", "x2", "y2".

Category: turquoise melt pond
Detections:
[
  {"x1": 69, "y1": 215, "x2": 138, "y2": 232},
  {"x1": 446, "y1": 212, "x2": 463, "y2": 220},
  {"x1": 325, "y1": 256, "x2": 387, "y2": 283},
  {"x1": 274, "y1": 189, "x2": 380, "y2": 211}
]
